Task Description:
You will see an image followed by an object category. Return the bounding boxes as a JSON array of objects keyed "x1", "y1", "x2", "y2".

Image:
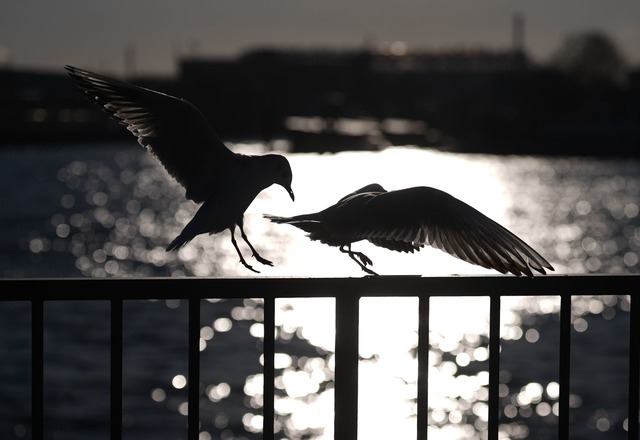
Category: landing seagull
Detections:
[
  {"x1": 265, "y1": 183, "x2": 554, "y2": 276},
  {"x1": 65, "y1": 65, "x2": 294, "y2": 273}
]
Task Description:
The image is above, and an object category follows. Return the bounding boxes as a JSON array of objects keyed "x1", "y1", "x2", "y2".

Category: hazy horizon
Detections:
[{"x1": 2, "y1": 0, "x2": 640, "y2": 76}]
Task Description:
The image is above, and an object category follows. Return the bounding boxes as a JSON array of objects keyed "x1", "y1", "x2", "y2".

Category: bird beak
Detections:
[{"x1": 288, "y1": 187, "x2": 295, "y2": 201}]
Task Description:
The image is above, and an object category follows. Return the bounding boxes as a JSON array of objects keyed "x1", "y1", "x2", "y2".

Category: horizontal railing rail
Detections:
[{"x1": 1, "y1": 275, "x2": 638, "y2": 440}]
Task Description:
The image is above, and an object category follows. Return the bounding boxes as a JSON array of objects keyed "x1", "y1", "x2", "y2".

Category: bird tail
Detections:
[
  {"x1": 263, "y1": 214, "x2": 322, "y2": 234},
  {"x1": 166, "y1": 231, "x2": 193, "y2": 251},
  {"x1": 262, "y1": 214, "x2": 290, "y2": 224}
]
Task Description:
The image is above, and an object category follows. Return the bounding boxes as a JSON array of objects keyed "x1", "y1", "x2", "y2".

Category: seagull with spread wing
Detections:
[
  {"x1": 65, "y1": 65, "x2": 294, "y2": 273},
  {"x1": 265, "y1": 183, "x2": 554, "y2": 276}
]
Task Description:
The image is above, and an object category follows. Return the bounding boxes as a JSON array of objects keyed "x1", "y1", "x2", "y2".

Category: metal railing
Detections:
[{"x1": 1, "y1": 275, "x2": 638, "y2": 440}]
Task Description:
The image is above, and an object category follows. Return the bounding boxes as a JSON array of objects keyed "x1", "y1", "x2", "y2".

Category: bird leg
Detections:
[
  {"x1": 339, "y1": 245, "x2": 378, "y2": 276},
  {"x1": 239, "y1": 224, "x2": 274, "y2": 267},
  {"x1": 230, "y1": 226, "x2": 259, "y2": 273}
]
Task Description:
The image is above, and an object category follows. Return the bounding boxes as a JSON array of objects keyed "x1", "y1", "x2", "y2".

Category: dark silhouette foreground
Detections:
[
  {"x1": 266, "y1": 183, "x2": 554, "y2": 276},
  {"x1": 65, "y1": 65, "x2": 294, "y2": 273}
]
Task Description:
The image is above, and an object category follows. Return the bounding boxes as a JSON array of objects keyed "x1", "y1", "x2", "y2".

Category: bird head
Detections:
[{"x1": 267, "y1": 154, "x2": 295, "y2": 201}]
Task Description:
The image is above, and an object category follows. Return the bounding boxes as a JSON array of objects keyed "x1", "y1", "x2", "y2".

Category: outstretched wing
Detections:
[
  {"x1": 354, "y1": 187, "x2": 554, "y2": 277},
  {"x1": 65, "y1": 65, "x2": 236, "y2": 202}
]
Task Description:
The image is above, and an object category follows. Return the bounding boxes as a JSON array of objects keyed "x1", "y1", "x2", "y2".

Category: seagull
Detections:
[
  {"x1": 65, "y1": 65, "x2": 294, "y2": 273},
  {"x1": 265, "y1": 183, "x2": 554, "y2": 276}
]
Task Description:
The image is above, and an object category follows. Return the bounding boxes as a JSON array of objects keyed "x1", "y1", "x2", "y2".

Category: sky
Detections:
[{"x1": 1, "y1": 0, "x2": 639, "y2": 76}]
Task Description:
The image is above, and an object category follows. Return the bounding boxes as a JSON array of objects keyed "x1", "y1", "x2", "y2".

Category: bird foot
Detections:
[
  {"x1": 354, "y1": 255, "x2": 378, "y2": 275},
  {"x1": 360, "y1": 265, "x2": 379, "y2": 276},
  {"x1": 240, "y1": 259, "x2": 260, "y2": 273},
  {"x1": 354, "y1": 252, "x2": 373, "y2": 267},
  {"x1": 340, "y1": 246, "x2": 378, "y2": 275},
  {"x1": 253, "y1": 254, "x2": 274, "y2": 267}
]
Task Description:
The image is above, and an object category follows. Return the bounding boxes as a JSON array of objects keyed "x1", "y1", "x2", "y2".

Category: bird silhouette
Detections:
[
  {"x1": 65, "y1": 65, "x2": 294, "y2": 273},
  {"x1": 265, "y1": 183, "x2": 554, "y2": 276}
]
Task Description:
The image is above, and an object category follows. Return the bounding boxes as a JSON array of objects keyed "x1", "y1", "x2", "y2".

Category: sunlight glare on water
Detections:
[
  {"x1": 358, "y1": 297, "x2": 419, "y2": 440},
  {"x1": 272, "y1": 298, "x2": 335, "y2": 439}
]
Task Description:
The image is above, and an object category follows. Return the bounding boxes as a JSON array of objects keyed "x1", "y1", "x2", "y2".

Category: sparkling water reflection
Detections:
[
  {"x1": 0, "y1": 143, "x2": 637, "y2": 439},
  {"x1": 27, "y1": 144, "x2": 640, "y2": 278}
]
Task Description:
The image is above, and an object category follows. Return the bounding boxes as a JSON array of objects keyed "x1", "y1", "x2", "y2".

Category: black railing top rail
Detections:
[{"x1": 1, "y1": 274, "x2": 637, "y2": 301}]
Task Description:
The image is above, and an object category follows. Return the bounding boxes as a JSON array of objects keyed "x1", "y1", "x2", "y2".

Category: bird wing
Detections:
[
  {"x1": 335, "y1": 183, "x2": 387, "y2": 204},
  {"x1": 353, "y1": 186, "x2": 554, "y2": 276},
  {"x1": 65, "y1": 65, "x2": 236, "y2": 203},
  {"x1": 368, "y1": 237, "x2": 422, "y2": 253}
]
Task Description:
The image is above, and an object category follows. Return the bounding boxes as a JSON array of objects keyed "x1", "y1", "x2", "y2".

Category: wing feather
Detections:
[
  {"x1": 448, "y1": 230, "x2": 496, "y2": 270},
  {"x1": 65, "y1": 65, "x2": 236, "y2": 202},
  {"x1": 464, "y1": 221, "x2": 529, "y2": 275}
]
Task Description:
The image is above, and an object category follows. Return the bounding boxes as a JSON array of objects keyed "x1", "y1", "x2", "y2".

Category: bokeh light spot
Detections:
[{"x1": 172, "y1": 374, "x2": 187, "y2": 389}]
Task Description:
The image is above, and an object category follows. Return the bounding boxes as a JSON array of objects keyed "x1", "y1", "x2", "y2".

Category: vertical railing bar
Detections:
[
  {"x1": 559, "y1": 294, "x2": 571, "y2": 439},
  {"x1": 188, "y1": 298, "x2": 201, "y2": 440},
  {"x1": 263, "y1": 296, "x2": 275, "y2": 440},
  {"x1": 629, "y1": 294, "x2": 639, "y2": 440},
  {"x1": 32, "y1": 299, "x2": 44, "y2": 440},
  {"x1": 335, "y1": 294, "x2": 360, "y2": 440},
  {"x1": 488, "y1": 295, "x2": 501, "y2": 440},
  {"x1": 111, "y1": 299, "x2": 123, "y2": 440},
  {"x1": 417, "y1": 295, "x2": 430, "y2": 440}
]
